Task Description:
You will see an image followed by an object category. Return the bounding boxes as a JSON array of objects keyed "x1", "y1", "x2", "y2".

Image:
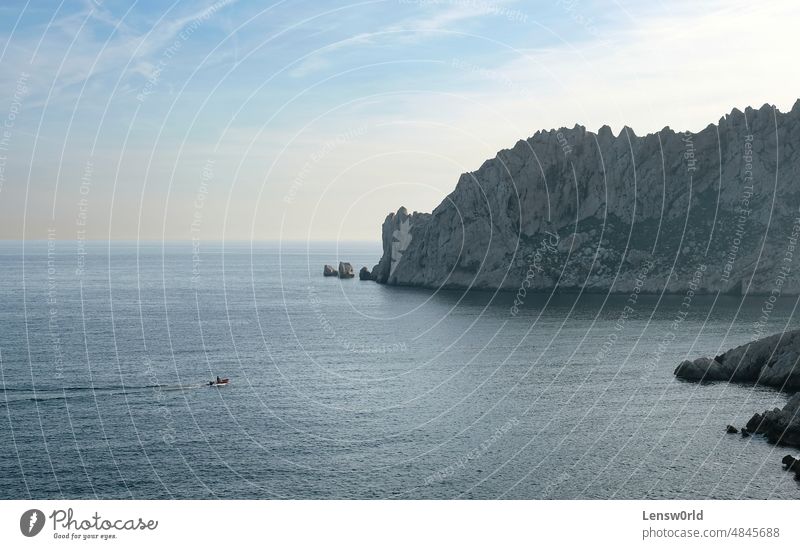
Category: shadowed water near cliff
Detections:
[{"x1": 1, "y1": 241, "x2": 798, "y2": 499}]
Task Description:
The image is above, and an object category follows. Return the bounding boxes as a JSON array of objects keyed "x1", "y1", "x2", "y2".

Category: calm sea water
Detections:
[{"x1": 0, "y1": 240, "x2": 798, "y2": 499}]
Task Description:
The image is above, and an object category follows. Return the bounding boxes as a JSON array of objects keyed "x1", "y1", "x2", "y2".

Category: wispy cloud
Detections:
[
  {"x1": 448, "y1": 0, "x2": 800, "y2": 135},
  {"x1": 288, "y1": 0, "x2": 525, "y2": 78},
  {"x1": 289, "y1": 31, "x2": 375, "y2": 78},
  {"x1": 0, "y1": 0, "x2": 236, "y2": 110}
]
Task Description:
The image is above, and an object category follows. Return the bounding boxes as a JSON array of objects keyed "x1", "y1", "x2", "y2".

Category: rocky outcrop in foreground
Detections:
[
  {"x1": 674, "y1": 330, "x2": 800, "y2": 390},
  {"x1": 373, "y1": 101, "x2": 800, "y2": 294},
  {"x1": 676, "y1": 330, "x2": 800, "y2": 468}
]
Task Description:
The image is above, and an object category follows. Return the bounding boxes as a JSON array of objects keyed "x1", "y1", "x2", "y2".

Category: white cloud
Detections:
[
  {"x1": 473, "y1": 0, "x2": 800, "y2": 135},
  {"x1": 287, "y1": 0, "x2": 525, "y2": 78}
]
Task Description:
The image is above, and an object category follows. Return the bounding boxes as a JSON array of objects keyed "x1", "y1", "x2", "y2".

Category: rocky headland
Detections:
[
  {"x1": 371, "y1": 101, "x2": 800, "y2": 295},
  {"x1": 675, "y1": 329, "x2": 800, "y2": 390}
]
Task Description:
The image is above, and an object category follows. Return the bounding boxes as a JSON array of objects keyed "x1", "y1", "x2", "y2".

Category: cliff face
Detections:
[{"x1": 374, "y1": 101, "x2": 800, "y2": 294}]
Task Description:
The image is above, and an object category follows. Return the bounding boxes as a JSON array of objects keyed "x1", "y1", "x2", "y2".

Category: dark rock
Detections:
[
  {"x1": 674, "y1": 330, "x2": 800, "y2": 390},
  {"x1": 741, "y1": 429, "x2": 750, "y2": 437},
  {"x1": 726, "y1": 425, "x2": 738, "y2": 434},
  {"x1": 358, "y1": 266, "x2": 372, "y2": 281},
  {"x1": 323, "y1": 264, "x2": 338, "y2": 277},
  {"x1": 782, "y1": 454, "x2": 799, "y2": 471},
  {"x1": 746, "y1": 413, "x2": 764, "y2": 433},
  {"x1": 338, "y1": 262, "x2": 355, "y2": 278},
  {"x1": 674, "y1": 358, "x2": 728, "y2": 383},
  {"x1": 744, "y1": 394, "x2": 800, "y2": 448}
]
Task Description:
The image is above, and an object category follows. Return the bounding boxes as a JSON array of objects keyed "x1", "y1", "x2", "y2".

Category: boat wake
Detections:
[{"x1": 0, "y1": 383, "x2": 214, "y2": 407}]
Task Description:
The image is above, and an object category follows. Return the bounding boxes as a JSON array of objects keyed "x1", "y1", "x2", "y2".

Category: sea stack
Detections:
[{"x1": 338, "y1": 262, "x2": 355, "y2": 278}]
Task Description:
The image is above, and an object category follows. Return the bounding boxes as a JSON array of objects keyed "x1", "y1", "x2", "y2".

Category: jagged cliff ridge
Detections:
[{"x1": 372, "y1": 101, "x2": 800, "y2": 294}]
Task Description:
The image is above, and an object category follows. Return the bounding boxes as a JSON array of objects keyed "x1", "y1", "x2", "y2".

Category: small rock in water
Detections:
[
  {"x1": 338, "y1": 262, "x2": 355, "y2": 278},
  {"x1": 725, "y1": 425, "x2": 738, "y2": 434},
  {"x1": 782, "y1": 454, "x2": 799, "y2": 471},
  {"x1": 359, "y1": 266, "x2": 372, "y2": 280},
  {"x1": 741, "y1": 429, "x2": 750, "y2": 437},
  {"x1": 323, "y1": 264, "x2": 338, "y2": 277}
]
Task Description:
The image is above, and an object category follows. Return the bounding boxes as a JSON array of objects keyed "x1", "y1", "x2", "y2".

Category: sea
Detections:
[{"x1": 0, "y1": 240, "x2": 798, "y2": 499}]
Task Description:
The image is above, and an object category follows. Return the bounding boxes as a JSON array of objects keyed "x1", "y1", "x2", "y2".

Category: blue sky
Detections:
[{"x1": 1, "y1": 0, "x2": 799, "y2": 240}]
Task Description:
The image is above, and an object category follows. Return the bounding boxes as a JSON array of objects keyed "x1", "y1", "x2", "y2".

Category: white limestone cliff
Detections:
[{"x1": 373, "y1": 101, "x2": 800, "y2": 294}]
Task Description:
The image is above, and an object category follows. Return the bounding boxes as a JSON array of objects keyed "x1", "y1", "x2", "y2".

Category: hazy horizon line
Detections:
[{"x1": 0, "y1": 238, "x2": 382, "y2": 243}]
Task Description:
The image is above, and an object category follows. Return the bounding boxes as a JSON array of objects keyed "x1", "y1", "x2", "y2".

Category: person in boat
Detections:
[{"x1": 216, "y1": 376, "x2": 221, "y2": 384}]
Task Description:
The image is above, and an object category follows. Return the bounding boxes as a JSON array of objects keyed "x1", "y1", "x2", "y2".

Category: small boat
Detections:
[{"x1": 208, "y1": 377, "x2": 230, "y2": 387}]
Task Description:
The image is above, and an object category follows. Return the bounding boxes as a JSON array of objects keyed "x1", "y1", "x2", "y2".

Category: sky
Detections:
[{"x1": 0, "y1": 0, "x2": 799, "y2": 241}]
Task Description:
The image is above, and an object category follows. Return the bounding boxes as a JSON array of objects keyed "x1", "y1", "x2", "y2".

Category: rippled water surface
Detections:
[{"x1": 1, "y1": 241, "x2": 798, "y2": 499}]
